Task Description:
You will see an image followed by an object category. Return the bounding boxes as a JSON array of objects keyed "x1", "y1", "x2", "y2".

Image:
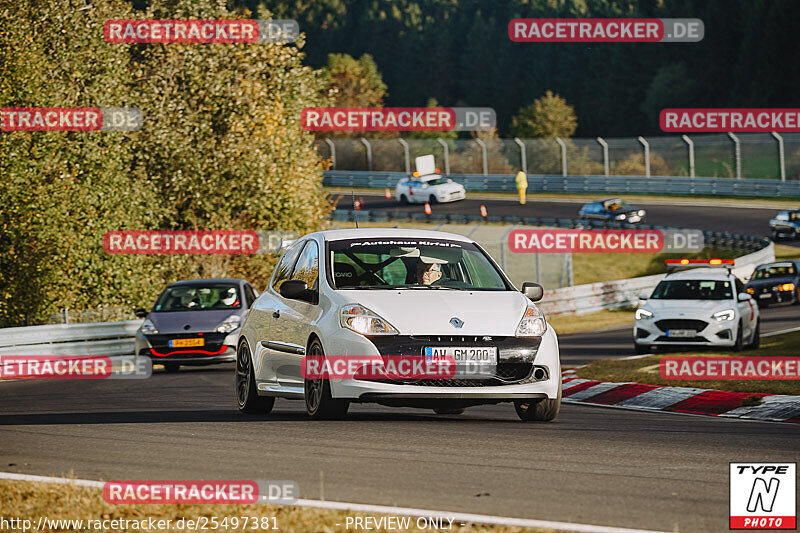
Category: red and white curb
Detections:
[{"x1": 561, "y1": 370, "x2": 800, "y2": 423}]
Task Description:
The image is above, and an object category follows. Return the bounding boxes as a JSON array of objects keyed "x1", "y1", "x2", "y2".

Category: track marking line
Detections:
[
  {"x1": 0, "y1": 472, "x2": 669, "y2": 533},
  {"x1": 762, "y1": 325, "x2": 800, "y2": 337}
]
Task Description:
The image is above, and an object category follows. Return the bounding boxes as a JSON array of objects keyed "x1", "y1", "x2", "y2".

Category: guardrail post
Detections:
[
  {"x1": 475, "y1": 138, "x2": 488, "y2": 176},
  {"x1": 324, "y1": 138, "x2": 336, "y2": 170},
  {"x1": 728, "y1": 132, "x2": 741, "y2": 179},
  {"x1": 63, "y1": 307, "x2": 69, "y2": 324},
  {"x1": 398, "y1": 138, "x2": 410, "y2": 173},
  {"x1": 535, "y1": 253, "x2": 541, "y2": 284},
  {"x1": 437, "y1": 138, "x2": 450, "y2": 175},
  {"x1": 360, "y1": 137, "x2": 372, "y2": 171},
  {"x1": 555, "y1": 137, "x2": 567, "y2": 176},
  {"x1": 637, "y1": 136, "x2": 650, "y2": 177},
  {"x1": 681, "y1": 135, "x2": 695, "y2": 177},
  {"x1": 596, "y1": 137, "x2": 609, "y2": 176},
  {"x1": 513, "y1": 137, "x2": 527, "y2": 174},
  {"x1": 771, "y1": 131, "x2": 786, "y2": 181}
]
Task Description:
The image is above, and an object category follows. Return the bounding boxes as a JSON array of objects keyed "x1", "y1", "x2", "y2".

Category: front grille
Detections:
[
  {"x1": 146, "y1": 333, "x2": 227, "y2": 353},
  {"x1": 655, "y1": 319, "x2": 708, "y2": 333},
  {"x1": 365, "y1": 362, "x2": 534, "y2": 387},
  {"x1": 655, "y1": 335, "x2": 708, "y2": 343}
]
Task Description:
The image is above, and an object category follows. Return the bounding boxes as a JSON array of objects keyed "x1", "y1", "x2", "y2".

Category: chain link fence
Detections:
[{"x1": 315, "y1": 133, "x2": 800, "y2": 180}]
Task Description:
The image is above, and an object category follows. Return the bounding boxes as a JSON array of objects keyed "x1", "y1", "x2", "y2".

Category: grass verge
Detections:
[
  {"x1": 774, "y1": 244, "x2": 800, "y2": 260},
  {"x1": 576, "y1": 331, "x2": 800, "y2": 396},
  {"x1": 0, "y1": 479, "x2": 549, "y2": 533},
  {"x1": 548, "y1": 309, "x2": 633, "y2": 335}
]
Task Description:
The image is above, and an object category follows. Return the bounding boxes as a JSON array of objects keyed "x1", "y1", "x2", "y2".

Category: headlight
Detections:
[
  {"x1": 615, "y1": 214, "x2": 627, "y2": 220},
  {"x1": 215, "y1": 314, "x2": 241, "y2": 333},
  {"x1": 516, "y1": 305, "x2": 547, "y2": 337},
  {"x1": 340, "y1": 304, "x2": 398, "y2": 335},
  {"x1": 635, "y1": 308, "x2": 654, "y2": 320},
  {"x1": 638, "y1": 209, "x2": 645, "y2": 216},
  {"x1": 779, "y1": 283, "x2": 795, "y2": 292},
  {"x1": 140, "y1": 319, "x2": 158, "y2": 335},
  {"x1": 712, "y1": 309, "x2": 736, "y2": 321}
]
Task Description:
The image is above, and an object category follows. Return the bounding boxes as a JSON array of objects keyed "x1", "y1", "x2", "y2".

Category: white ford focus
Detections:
[{"x1": 235, "y1": 228, "x2": 561, "y2": 421}]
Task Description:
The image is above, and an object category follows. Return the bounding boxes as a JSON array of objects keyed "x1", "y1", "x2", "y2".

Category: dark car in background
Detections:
[
  {"x1": 579, "y1": 198, "x2": 646, "y2": 223},
  {"x1": 134, "y1": 279, "x2": 258, "y2": 372},
  {"x1": 745, "y1": 261, "x2": 800, "y2": 307},
  {"x1": 769, "y1": 209, "x2": 800, "y2": 240}
]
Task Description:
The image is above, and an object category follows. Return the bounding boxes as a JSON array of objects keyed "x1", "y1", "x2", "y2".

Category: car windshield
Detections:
[
  {"x1": 154, "y1": 284, "x2": 241, "y2": 311},
  {"x1": 423, "y1": 177, "x2": 447, "y2": 185},
  {"x1": 329, "y1": 238, "x2": 509, "y2": 290},
  {"x1": 604, "y1": 199, "x2": 630, "y2": 211},
  {"x1": 752, "y1": 265, "x2": 796, "y2": 279},
  {"x1": 650, "y1": 279, "x2": 733, "y2": 300}
]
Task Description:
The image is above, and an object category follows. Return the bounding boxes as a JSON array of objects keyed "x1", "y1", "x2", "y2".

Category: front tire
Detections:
[
  {"x1": 747, "y1": 319, "x2": 760, "y2": 349},
  {"x1": 429, "y1": 194, "x2": 438, "y2": 204},
  {"x1": 304, "y1": 339, "x2": 349, "y2": 420},
  {"x1": 514, "y1": 378, "x2": 561, "y2": 422},
  {"x1": 236, "y1": 340, "x2": 275, "y2": 414},
  {"x1": 732, "y1": 321, "x2": 744, "y2": 352},
  {"x1": 399, "y1": 194, "x2": 408, "y2": 204},
  {"x1": 634, "y1": 342, "x2": 650, "y2": 355}
]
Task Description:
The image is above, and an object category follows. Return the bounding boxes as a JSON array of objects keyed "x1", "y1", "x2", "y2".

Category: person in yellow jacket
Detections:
[{"x1": 515, "y1": 169, "x2": 528, "y2": 205}]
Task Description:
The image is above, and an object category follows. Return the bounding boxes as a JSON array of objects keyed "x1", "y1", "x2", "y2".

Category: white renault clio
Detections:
[{"x1": 235, "y1": 228, "x2": 561, "y2": 420}]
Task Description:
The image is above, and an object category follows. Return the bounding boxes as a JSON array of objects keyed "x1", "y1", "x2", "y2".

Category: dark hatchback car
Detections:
[
  {"x1": 134, "y1": 279, "x2": 258, "y2": 372},
  {"x1": 745, "y1": 261, "x2": 800, "y2": 307},
  {"x1": 769, "y1": 209, "x2": 800, "y2": 240},
  {"x1": 578, "y1": 198, "x2": 646, "y2": 223}
]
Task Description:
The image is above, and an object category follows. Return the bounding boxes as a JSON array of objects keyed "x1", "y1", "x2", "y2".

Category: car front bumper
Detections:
[
  {"x1": 322, "y1": 327, "x2": 561, "y2": 401},
  {"x1": 634, "y1": 317, "x2": 737, "y2": 347},
  {"x1": 135, "y1": 331, "x2": 238, "y2": 365}
]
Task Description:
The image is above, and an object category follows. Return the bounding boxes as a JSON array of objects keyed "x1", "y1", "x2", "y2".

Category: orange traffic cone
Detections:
[
  {"x1": 480, "y1": 204, "x2": 488, "y2": 217},
  {"x1": 424, "y1": 202, "x2": 432, "y2": 215},
  {"x1": 384, "y1": 188, "x2": 392, "y2": 199}
]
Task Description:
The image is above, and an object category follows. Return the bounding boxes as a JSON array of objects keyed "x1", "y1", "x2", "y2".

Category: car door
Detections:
[
  {"x1": 734, "y1": 277, "x2": 756, "y2": 339},
  {"x1": 271, "y1": 239, "x2": 322, "y2": 387},
  {"x1": 251, "y1": 241, "x2": 303, "y2": 384}
]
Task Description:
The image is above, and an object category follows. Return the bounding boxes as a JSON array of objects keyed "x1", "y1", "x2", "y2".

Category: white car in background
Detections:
[
  {"x1": 396, "y1": 174, "x2": 466, "y2": 204},
  {"x1": 235, "y1": 228, "x2": 561, "y2": 421},
  {"x1": 633, "y1": 259, "x2": 760, "y2": 353}
]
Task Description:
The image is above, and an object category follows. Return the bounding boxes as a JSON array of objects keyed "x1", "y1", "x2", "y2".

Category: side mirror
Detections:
[
  {"x1": 521, "y1": 282, "x2": 544, "y2": 302},
  {"x1": 738, "y1": 292, "x2": 752, "y2": 302},
  {"x1": 134, "y1": 308, "x2": 148, "y2": 318},
  {"x1": 280, "y1": 280, "x2": 315, "y2": 303},
  {"x1": 638, "y1": 293, "x2": 649, "y2": 301}
]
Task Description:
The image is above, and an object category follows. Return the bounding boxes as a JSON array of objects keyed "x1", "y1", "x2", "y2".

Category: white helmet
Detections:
[{"x1": 221, "y1": 288, "x2": 238, "y2": 306}]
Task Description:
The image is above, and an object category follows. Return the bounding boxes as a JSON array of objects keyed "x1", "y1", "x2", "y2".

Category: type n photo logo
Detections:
[{"x1": 730, "y1": 463, "x2": 796, "y2": 529}]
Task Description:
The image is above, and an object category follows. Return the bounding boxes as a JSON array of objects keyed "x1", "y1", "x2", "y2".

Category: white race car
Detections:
[
  {"x1": 396, "y1": 174, "x2": 466, "y2": 204},
  {"x1": 634, "y1": 259, "x2": 760, "y2": 353},
  {"x1": 235, "y1": 228, "x2": 561, "y2": 421}
]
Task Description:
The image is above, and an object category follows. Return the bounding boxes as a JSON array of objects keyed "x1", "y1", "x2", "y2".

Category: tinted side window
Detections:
[
  {"x1": 271, "y1": 242, "x2": 303, "y2": 292},
  {"x1": 735, "y1": 278, "x2": 746, "y2": 297},
  {"x1": 244, "y1": 284, "x2": 257, "y2": 306},
  {"x1": 291, "y1": 240, "x2": 319, "y2": 290}
]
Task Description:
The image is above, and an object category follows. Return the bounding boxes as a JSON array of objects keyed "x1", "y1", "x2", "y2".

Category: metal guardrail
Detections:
[
  {"x1": 324, "y1": 170, "x2": 800, "y2": 198},
  {"x1": 0, "y1": 320, "x2": 141, "y2": 356}
]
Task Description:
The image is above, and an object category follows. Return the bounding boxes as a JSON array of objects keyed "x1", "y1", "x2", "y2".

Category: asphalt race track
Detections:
[
  {"x1": 560, "y1": 303, "x2": 800, "y2": 365},
  {"x1": 331, "y1": 193, "x2": 800, "y2": 246},
  {"x1": 1, "y1": 367, "x2": 799, "y2": 532}
]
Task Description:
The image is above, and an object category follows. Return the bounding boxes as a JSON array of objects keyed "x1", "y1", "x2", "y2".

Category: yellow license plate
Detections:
[{"x1": 170, "y1": 338, "x2": 205, "y2": 348}]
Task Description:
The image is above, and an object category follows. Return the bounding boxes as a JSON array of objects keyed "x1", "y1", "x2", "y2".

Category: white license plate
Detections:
[
  {"x1": 758, "y1": 293, "x2": 772, "y2": 299},
  {"x1": 666, "y1": 329, "x2": 695, "y2": 338},
  {"x1": 424, "y1": 347, "x2": 497, "y2": 364}
]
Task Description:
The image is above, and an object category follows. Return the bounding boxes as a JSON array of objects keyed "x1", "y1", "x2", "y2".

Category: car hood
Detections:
[
  {"x1": 336, "y1": 290, "x2": 529, "y2": 335},
  {"x1": 747, "y1": 276, "x2": 795, "y2": 287},
  {"x1": 644, "y1": 299, "x2": 734, "y2": 315},
  {"x1": 432, "y1": 183, "x2": 464, "y2": 193},
  {"x1": 147, "y1": 310, "x2": 241, "y2": 334}
]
